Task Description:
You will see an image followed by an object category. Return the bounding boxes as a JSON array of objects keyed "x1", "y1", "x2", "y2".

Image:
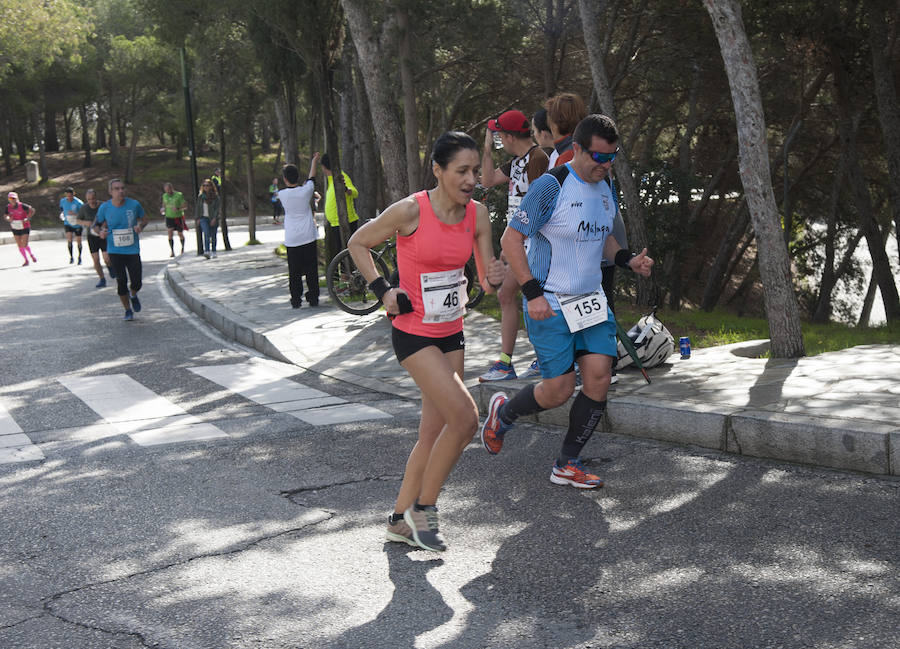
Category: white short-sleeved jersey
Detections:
[{"x1": 509, "y1": 163, "x2": 617, "y2": 309}]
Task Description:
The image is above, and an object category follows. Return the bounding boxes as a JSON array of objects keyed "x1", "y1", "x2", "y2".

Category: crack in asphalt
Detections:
[
  {"x1": 279, "y1": 474, "x2": 403, "y2": 499},
  {"x1": 32, "y1": 514, "x2": 333, "y2": 646}
]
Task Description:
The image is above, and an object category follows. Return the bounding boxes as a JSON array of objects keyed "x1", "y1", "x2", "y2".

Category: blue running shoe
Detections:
[
  {"x1": 95, "y1": 278, "x2": 107, "y2": 288},
  {"x1": 123, "y1": 309, "x2": 134, "y2": 321},
  {"x1": 130, "y1": 295, "x2": 141, "y2": 312},
  {"x1": 480, "y1": 392, "x2": 512, "y2": 455},
  {"x1": 478, "y1": 360, "x2": 516, "y2": 382},
  {"x1": 519, "y1": 359, "x2": 541, "y2": 379}
]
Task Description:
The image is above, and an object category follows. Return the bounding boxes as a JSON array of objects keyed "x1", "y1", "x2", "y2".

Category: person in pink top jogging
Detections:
[
  {"x1": 348, "y1": 131, "x2": 505, "y2": 552},
  {"x1": 5, "y1": 192, "x2": 37, "y2": 266}
]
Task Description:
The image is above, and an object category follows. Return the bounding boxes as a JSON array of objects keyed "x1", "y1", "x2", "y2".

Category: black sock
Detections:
[
  {"x1": 390, "y1": 513, "x2": 404, "y2": 524},
  {"x1": 499, "y1": 383, "x2": 545, "y2": 425},
  {"x1": 414, "y1": 500, "x2": 436, "y2": 511},
  {"x1": 169, "y1": 239, "x2": 174, "y2": 252},
  {"x1": 77, "y1": 243, "x2": 82, "y2": 255},
  {"x1": 67, "y1": 242, "x2": 73, "y2": 257},
  {"x1": 559, "y1": 392, "x2": 606, "y2": 464}
]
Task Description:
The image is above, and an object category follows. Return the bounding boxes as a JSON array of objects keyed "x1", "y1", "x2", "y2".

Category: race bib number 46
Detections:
[
  {"x1": 557, "y1": 291, "x2": 608, "y2": 333},
  {"x1": 420, "y1": 267, "x2": 466, "y2": 323},
  {"x1": 112, "y1": 228, "x2": 135, "y2": 247}
]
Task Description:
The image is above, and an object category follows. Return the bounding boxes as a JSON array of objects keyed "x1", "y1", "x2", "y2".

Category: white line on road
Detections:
[
  {"x1": 188, "y1": 362, "x2": 392, "y2": 425},
  {"x1": 0, "y1": 401, "x2": 46, "y2": 463},
  {"x1": 58, "y1": 374, "x2": 228, "y2": 446}
]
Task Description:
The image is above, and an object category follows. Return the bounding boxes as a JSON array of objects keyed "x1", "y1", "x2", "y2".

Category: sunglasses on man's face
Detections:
[{"x1": 588, "y1": 148, "x2": 618, "y2": 164}]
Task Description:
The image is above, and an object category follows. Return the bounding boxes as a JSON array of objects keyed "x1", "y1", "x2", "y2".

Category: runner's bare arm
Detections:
[
  {"x1": 501, "y1": 226, "x2": 555, "y2": 320},
  {"x1": 480, "y1": 129, "x2": 510, "y2": 189},
  {"x1": 603, "y1": 236, "x2": 654, "y2": 277},
  {"x1": 347, "y1": 195, "x2": 419, "y2": 314},
  {"x1": 472, "y1": 201, "x2": 505, "y2": 293}
]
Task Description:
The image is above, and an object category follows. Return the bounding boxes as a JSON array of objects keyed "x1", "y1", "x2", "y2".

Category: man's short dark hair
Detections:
[
  {"x1": 282, "y1": 164, "x2": 300, "y2": 184},
  {"x1": 573, "y1": 114, "x2": 619, "y2": 150},
  {"x1": 321, "y1": 154, "x2": 331, "y2": 170}
]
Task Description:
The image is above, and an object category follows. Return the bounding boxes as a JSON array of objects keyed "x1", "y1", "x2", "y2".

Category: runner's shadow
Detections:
[{"x1": 330, "y1": 546, "x2": 452, "y2": 648}]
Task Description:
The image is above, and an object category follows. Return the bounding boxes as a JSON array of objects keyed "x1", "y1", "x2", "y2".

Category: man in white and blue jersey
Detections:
[
  {"x1": 479, "y1": 114, "x2": 653, "y2": 489},
  {"x1": 92, "y1": 179, "x2": 149, "y2": 321}
]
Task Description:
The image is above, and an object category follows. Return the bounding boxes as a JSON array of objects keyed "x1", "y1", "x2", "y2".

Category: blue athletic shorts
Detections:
[{"x1": 523, "y1": 303, "x2": 617, "y2": 379}]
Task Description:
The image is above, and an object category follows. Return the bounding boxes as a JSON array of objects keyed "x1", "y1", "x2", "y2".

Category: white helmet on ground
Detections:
[{"x1": 616, "y1": 312, "x2": 675, "y2": 369}]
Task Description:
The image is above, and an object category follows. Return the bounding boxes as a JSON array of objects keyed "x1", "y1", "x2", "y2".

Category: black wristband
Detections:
[
  {"x1": 369, "y1": 276, "x2": 392, "y2": 301},
  {"x1": 521, "y1": 278, "x2": 544, "y2": 301},
  {"x1": 615, "y1": 249, "x2": 636, "y2": 269}
]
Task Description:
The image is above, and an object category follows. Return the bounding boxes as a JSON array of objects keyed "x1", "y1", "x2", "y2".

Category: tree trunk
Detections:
[
  {"x1": 79, "y1": 104, "x2": 92, "y2": 167},
  {"x1": 125, "y1": 119, "x2": 139, "y2": 184},
  {"x1": 43, "y1": 105, "x2": 59, "y2": 152},
  {"x1": 704, "y1": 0, "x2": 805, "y2": 357},
  {"x1": 352, "y1": 57, "x2": 379, "y2": 218},
  {"x1": 578, "y1": 0, "x2": 657, "y2": 306},
  {"x1": 32, "y1": 112, "x2": 47, "y2": 182},
  {"x1": 2, "y1": 116, "x2": 14, "y2": 175},
  {"x1": 246, "y1": 132, "x2": 257, "y2": 243},
  {"x1": 318, "y1": 64, "x2": 352, "y2": 251},
  {"x1": 341, "y1": 0, "x2": 408, "y2": 204},
  {"x1": 396, "y1": 5, "x2": 420, "y2": 193},
  {"x1": 866, "y1": 0, "x2": 900, "y2": 269},
  {"x1": 273, "y1": 81, "x2": 298, "y2": 165},
  {"x1": 109, "y1": 100, "x2": 120, "y2": 166},
  {"x1": 857, "y1": 270, "x2": 878, "y2": 327},
  {"x1": 219, "y1": 121, "x2": 231, "y2": 250},
  {"x1": 831, "y1": 43, "x2": 900, "y2": 322},
  {"x1": 62, "y1": 108, "x2": 73, "y2": 151},
  {"x1": 96, "y1": 111, "x2": 106, "y2": 150}
]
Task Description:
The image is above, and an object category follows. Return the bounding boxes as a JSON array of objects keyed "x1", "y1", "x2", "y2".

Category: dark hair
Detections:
[
  {"x1": 65, "y1": 187, "x2": 74, "y2": 194},
  {"x1": 282, "y1": 164, "x2": 300, "y2": 184},
  {"x1": 532, "y1": 108, "x2": 550, "y2": 133},
  {"x1": 431, "y1": 131, "x2": 477, "y2": 168},
  {"x1": 321, "y1": 153, "x2": 331, "y2": 170},
  {"x1": 573, "y1": 114, "x2": 619, "y2": 150},
  {"x1": 544, "y1": 92, "x2": 587, "y2": 136}
]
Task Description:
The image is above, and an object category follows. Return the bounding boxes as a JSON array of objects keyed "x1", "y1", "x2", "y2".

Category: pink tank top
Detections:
[{"x1": 392, "y1": 190, "x2": 477, "y2": 337}]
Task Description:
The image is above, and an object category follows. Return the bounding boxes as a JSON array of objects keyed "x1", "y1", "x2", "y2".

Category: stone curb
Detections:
[
  {"x1": 164, "y1": 255, "x2": 898, "y2": 478},
  {"x1": 470, "y1": 383, "x2": 898, "y2": 477}
]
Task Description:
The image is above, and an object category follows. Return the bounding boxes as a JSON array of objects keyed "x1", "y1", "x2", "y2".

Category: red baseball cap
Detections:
[{"x1": 488, "y1": 110, "x2": 530, "y2": 134}]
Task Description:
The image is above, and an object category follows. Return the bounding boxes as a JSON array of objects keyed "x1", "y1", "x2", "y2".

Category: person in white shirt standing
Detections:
[{"x1": 279, "y1": 153, "x2": 321, "y2": 308}]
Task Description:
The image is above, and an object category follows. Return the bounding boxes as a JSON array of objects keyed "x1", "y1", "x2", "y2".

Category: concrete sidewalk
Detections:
[{"x1": 165, "y1": 241, "x2": 900, "y2": 477}]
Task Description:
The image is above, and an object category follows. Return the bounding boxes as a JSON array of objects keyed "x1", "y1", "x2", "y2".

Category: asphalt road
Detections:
[{"x1": 0, "y1": 228, "x2": 897, "y2": 649}]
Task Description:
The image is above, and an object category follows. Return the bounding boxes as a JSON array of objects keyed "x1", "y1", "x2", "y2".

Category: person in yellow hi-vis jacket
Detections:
[{"x1": 320, "y1": 153, "x2": 359, "y2": 265}]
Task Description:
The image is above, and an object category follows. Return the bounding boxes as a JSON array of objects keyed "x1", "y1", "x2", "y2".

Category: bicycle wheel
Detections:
[
  {"x1": 326, "y1": 249, "x2": 391, "y2": 315},
  {"x1": 464, "y1": 259, "x2": 485, "y2": 309}
]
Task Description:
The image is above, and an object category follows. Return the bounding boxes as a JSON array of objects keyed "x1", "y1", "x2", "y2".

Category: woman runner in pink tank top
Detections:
[{"x1": 348, "y1": 131, "x2": 505, "y2": 552}]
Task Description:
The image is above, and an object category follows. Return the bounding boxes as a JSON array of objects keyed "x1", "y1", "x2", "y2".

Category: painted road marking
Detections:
[
  {"x1": 0, "y1": 400, "x2": 45, "y2": 463},
  {"x1": 58, "y1": 374, "x2": 228, "y2": 446},
  {"x1": 188, "y1": 362, "x2": 392, "y2": 424}
]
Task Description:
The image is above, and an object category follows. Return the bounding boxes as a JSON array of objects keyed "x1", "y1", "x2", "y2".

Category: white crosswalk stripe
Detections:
[
  {"x1": 188, "y1": 361, "x2": 392, "y2": 425},
  {"x1": 0, "y1": 401, "x2": 45, "y2": 463},
  {"x1": 58, "y1": 374, "x2": 229, "y2": 446}
]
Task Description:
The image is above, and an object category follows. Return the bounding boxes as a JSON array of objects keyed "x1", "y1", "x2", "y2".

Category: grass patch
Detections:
[{"x1": 471, "y1": 299, "x2": 900, "y2": 357}]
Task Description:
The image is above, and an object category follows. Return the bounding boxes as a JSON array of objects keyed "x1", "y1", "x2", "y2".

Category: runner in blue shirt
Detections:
[
  {"x1": 92, "y1": 179, "x2": 149, "y2": 321},
  {"x1": 60, "y1": 187, "x2": 84, "y2": 264},
  {"x1": 480, "y1": 114, "x2": 653, "y2": 489}
]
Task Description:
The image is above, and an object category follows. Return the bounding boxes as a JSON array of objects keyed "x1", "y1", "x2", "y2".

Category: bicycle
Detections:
[{"x1": 326, "y1": 239, "x2": 485, "y2": 315}]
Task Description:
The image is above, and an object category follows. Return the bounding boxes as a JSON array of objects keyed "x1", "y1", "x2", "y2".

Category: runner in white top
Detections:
[
  {"x1": 480, "y1": 114, "x2": 653, "y2": 490},
  {"x1": 478, "y1": 109, "x2": 549, "y2": 382}
]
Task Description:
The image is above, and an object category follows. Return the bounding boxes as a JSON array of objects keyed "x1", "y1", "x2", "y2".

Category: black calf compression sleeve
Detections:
[
  {"x1": 499, "y1": 383, "x2": 545, "y2": 425},
  {"x1": 559, "y1": 392, "x2": 607, "y2": 462}
]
